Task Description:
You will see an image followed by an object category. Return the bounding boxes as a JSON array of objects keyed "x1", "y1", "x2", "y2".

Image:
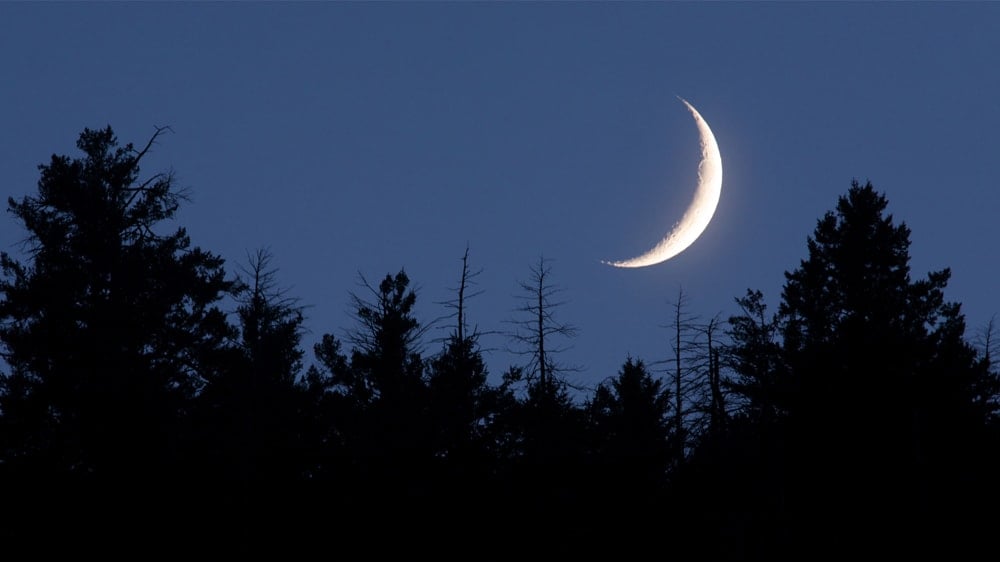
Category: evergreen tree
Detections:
[
  {"x1": 300, "y1": 332, "x2": 351, "y2": 484},
  {"x1": 235, "y1": 249, "x2": 305, "y2": 392},
  {"x1": 194, "y1": 249, "x2": 308, "y2": 489},
  {"x1": 427, "y1": 336, "x2": 490, "y2": 457},
  {"x1": 724, "y1": 289, "x2": 788, "y2": 425},
  {"x1": 0, "y1": 126, "x2": 235, "y2": 489},
  {"x1": 776, "y1": 180, "x2": 995, "y2": 549},
  {"x1": 314, "y1": 270, "x2": 430, "y2": 499},
  {"x1": 347, "y1": 270, "x2": 426, "y2": 408},
  {"x1": 587, "y1": 357, "x2": 672, "y2": 504}
]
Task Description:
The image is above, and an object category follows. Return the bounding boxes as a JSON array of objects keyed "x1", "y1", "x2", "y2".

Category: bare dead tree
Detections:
[
  {"x1": 655, "y1": 286, "x2": 701, "y2": 463},
  {"x1": 656, "y1": 287, "x2": 730, "y2": 462},
  {"x1": 672, "y1": 287, "x2": 689, "y2": 457},
  {"x1": 700, "y1": 315, "x2": 727, "y2": 433},
  {"x1": 972, "y1": 314, "x2": 1000, "y2": 419},
  {"x1": 974, "y1": 314, "x2": 1000, "y2": 370},
  {"x1": 505, "y1": 256, "x2": 580, "y2": 397},
  {"x1": 435, "y1": 244, "x2": 487, "y2": 344}
]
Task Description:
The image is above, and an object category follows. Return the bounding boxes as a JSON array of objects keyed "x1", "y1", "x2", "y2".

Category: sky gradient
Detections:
[{"x1": 3, "y1": 3, "x2": 998, "y2": 393}]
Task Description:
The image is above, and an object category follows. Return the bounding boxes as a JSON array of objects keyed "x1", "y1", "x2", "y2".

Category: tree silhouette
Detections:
[
  {"x1": 235, "y1": 249, "x2": 305, "y2": 391},
  {"x1": 425, "y1": 248, "x2": 505, "y2": 500},
  {"x1": 347, "y1": 270, "x2": 427, "y2": 405},
  {"x1": 656, "y1": 288, "x2": 729, "y2": 472},
  {"x1": 9, "y1": 124, "x2": 1000, "y2": 555},
  {"x1": 315, "y1": 269, "x2": 431, "y2": 500},
  {"x1": 775, "y1": 180, "x2": 997, "y2": 551},
  {"x1": 660, "y1": 287, "x2": 704, "y2": 467},
  {"x1": 501, "y1": 256, "x2": 590, "y2": 517},
  {"x1": 0, "y1": 126, "x2": 236, "y2": 492},
  {"x1": 668, "y1": 181, "x2": 1000, "y2": 559},
  {"x1": 193, "y1": 248, "x2": 309, "y2": 492},
  {"x1": 506, "y1": 256, "x2": 579, "y2": 402},
  {"x1": 971, "y1": 317, "x2": 1000, "y2": 444},
  {"x1": 299, "y1": 332, "x2": 351, "y2": 485},
  {"x1": 725, "y1": 289, "x2": 788, "y2": 425},
  {"x1": 587, "y1": 357, "x2": 672, "y2": 505},
  {"x1": 701, "y1": 315, "x2": 727, "y2": 434}
]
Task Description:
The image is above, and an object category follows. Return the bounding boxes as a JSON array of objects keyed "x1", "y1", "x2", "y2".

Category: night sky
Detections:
[{"x1": 3, "y1": 3, "x2": 998, "y2": 393}]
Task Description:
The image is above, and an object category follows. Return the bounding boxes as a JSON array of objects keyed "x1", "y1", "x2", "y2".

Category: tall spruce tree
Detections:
[
  {"x1": 194, "y1": 249, "x2": 307, "y2": 488},
  {"x1": 0, "y1": 127, "x2": 235, "y2": 487},
  {"x1": 777, "y1": 180, "x2": 996, "y2": 549}
]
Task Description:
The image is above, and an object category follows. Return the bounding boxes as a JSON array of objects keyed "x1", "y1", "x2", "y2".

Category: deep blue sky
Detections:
[{"x1": 3, "y1": 3, "x2": 999, "y2": 394}]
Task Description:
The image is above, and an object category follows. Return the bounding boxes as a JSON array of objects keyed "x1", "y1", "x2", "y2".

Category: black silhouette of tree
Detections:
[
  {"x1": 193, "y1": 248, "x2": 308, "y2": 490},
  {"x1": 502, "y1": 256, "x2": 589, "y2": 514},
  {"x1": 426, "y1": 248, "x2": 502, "y2": 489},
  {"x1": 436, "y1": 244, "x2": 485, "y2": 343},
  {"x1": 676, "y1": 181, "x2": 1000, "y2": 559},
  {"x1": 235, "y1": 249, "x2": 305, "y2": 391},
  {"x1": 775, "y1": 180, "x2": 997, "y2": 550},
  {"x1": 701, "y1": 315, "x2": 727, "y2": 434},
  {"x1": 312, "y1": 269, "x2": 430, "y2": 500},
  {"x1": 0, "y1": 126, "x2": 236, "y2": 489},
  {"x1": 724, "y1": 289, "x2": 788, "y2": 425},
  {"x1": 587, "y1": 357, "x2": 672, "y2": 504},
  {"x1": 660, "y1": 287, "x2": 703, "y2": 466},
  {"x1": 348, "y1": 271, "x2": 425, "y2": 395},
  {"x1": 300, "y1": 331, "x2": 350, "y2": 484},
  {"x1": 971, "y1": 315, "x2": 1000, "y2": 419},
  {"x1": 675, "y1": 288, "x2": 792, "y2": 558},
  {"x1": 346, "y1": 270, "x2": 427, "y2": 414},
  {"x1": 506, "y1": 256, "x2": 579, "y2": 404},
  {"x1": 656, "y1": 288, "x2": 728, "y2": 470}
]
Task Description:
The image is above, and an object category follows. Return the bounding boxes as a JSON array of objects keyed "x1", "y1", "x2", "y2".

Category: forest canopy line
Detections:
[{"x1": 2, "y1": 127, "x2": 998, "y2": 555}]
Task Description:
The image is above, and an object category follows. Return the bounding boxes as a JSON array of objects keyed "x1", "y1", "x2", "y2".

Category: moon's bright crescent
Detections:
[{"x1": 603, "y1": 98, "x2": 723, "y2": 268}]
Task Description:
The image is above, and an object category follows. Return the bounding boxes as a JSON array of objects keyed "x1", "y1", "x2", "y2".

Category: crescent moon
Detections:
[{"x1": 603, "y1": 97, "x2": 723, "y2": 268}]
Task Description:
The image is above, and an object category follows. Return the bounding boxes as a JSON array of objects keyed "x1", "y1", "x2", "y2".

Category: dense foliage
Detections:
[{"x1": 2, "y1": 129, "x2": 998, "y2": 555}]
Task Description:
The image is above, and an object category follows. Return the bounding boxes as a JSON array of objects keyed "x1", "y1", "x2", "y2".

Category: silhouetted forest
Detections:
[{"x1": 2, "y1": 127, "x2": 998, "y2": 556}]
